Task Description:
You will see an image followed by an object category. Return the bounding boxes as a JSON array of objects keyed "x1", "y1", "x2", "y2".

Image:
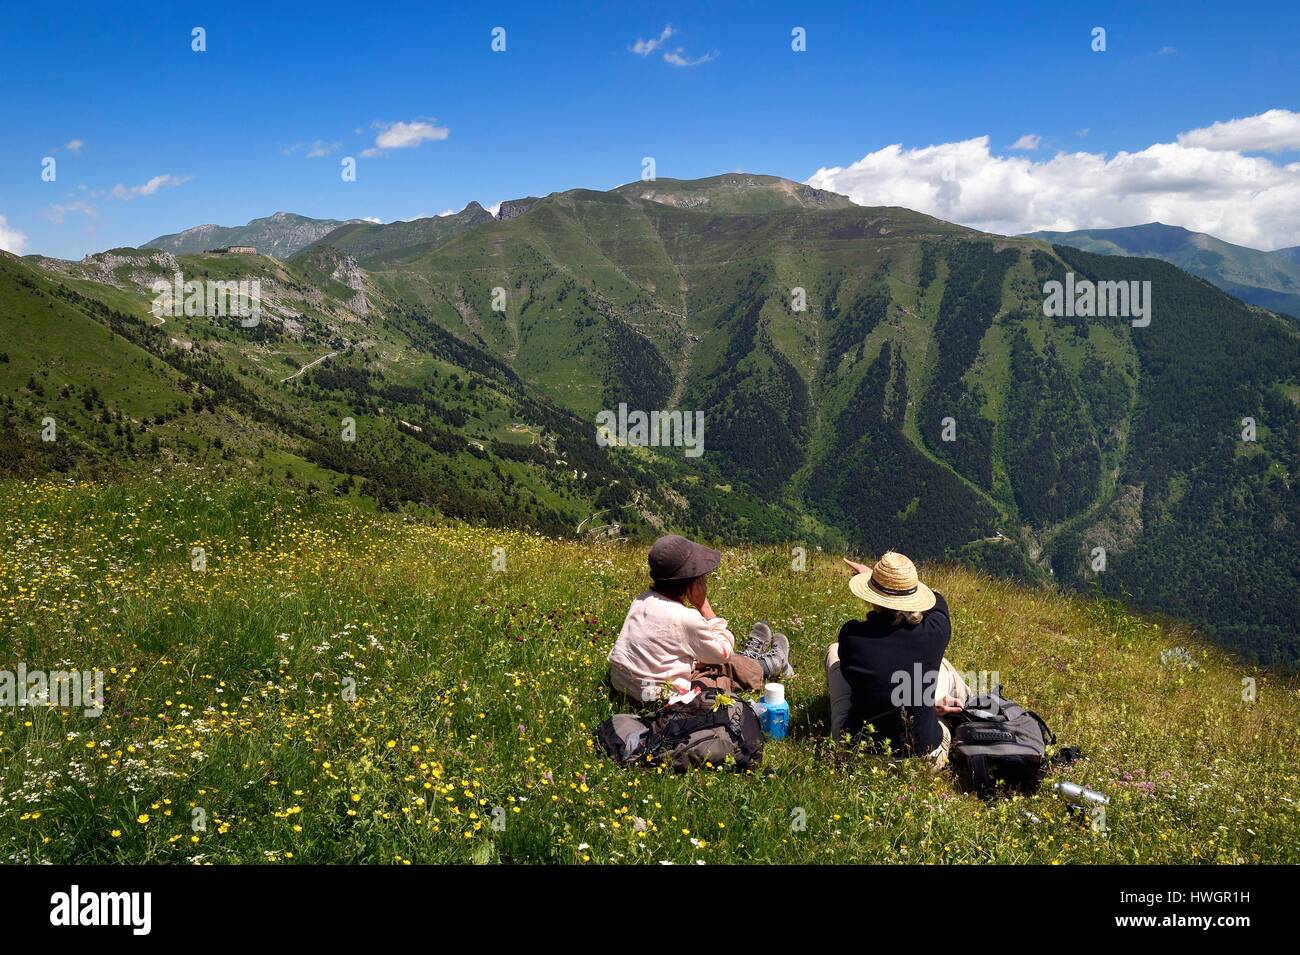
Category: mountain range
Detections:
[
  {"x1": 1022, "y1": 222, "x2": 1300, "y2": 319},
  {"x1": 144, "y1": 211, "x2": 369, "y2": 258},
  {"x1": 5, "y1": 172, "x2": 1299, "y2": 668},
  {"x1": 147, "y1": 196, "x2": 1300, "y2": 323}
]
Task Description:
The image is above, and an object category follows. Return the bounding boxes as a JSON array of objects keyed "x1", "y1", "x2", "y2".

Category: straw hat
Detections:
[{"x1": 848, "y1": 551, "x2": 936, "y2": 613}]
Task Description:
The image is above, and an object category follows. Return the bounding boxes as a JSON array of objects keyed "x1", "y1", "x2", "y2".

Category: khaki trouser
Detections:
[
  {"x1": 692, "y1": 654, "x2": 766, "y2": 693},
  {"x1": 824, "y1": 643, "x2": 971, "y2": 768},
  {"x1": 610, "y1": 653, "x2": 767, "y2": 709}
]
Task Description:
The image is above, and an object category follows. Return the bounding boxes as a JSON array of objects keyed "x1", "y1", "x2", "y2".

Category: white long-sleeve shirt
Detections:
[{"x1": 607, "y1": 591, "x2": 737, "y2": 702}]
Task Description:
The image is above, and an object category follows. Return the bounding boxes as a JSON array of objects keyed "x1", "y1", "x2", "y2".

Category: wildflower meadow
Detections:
[{"x1": 2, "y1": 479, "x2": 1296, "y2": 864}]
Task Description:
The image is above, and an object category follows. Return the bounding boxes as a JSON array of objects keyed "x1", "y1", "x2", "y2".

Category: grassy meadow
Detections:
[{"x1": 1, "y1": 478, "x2": 1297, "y2": 864}]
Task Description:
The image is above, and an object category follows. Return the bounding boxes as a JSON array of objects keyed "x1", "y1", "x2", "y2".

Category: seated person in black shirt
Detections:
[{"x1": 824, "y1": 551, "x2": 969, "y2": 766}]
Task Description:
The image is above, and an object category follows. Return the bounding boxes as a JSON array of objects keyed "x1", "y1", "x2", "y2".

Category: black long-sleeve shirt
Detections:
[{"x1": 837, "y1": 593, "x2": 950, "y2": 756}]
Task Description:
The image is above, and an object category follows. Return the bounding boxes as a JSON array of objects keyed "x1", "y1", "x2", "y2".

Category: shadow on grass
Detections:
[{"x1": 790, "y1": 692, "x2": 831, "y2": 741}]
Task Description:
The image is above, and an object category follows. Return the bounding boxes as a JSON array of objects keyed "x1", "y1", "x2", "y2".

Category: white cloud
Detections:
[
  {"x1": 0, "y1": 214, "x2": 27, "y2": 254},
  {"x1": 363, "y1": 216, "x2": 382, "y2": 224},
  {"x1": 1010, "y1": 134, "x2": 1041, "y2": 151},
  {"x1": 805, "y1": 110, "x2": 1300, "y2": 250},
  {"x1": 631, "y1": 24, "x2": 674, "y2": 56},
  {"x1": 110, "y1": 174, "x2": 192, "y2": 201},
  {"x1": 65, "y1": 139, "x2": 85, "y2": 154},
  {"x1": 632, "y1": 24, "x2": 715, "y2": 66},
  {"x1": 46, "y1": 200, "x2": 97, "y2": 223},
  {"x1": 485, "y1": 201, "x2": 503, "y2": 218},
  {"x1": 663, "y1": 48, "x2": 717, "y2": 68},
  {"x1": 365, "y1": 119, "x2": 450, "y2": 157},
  {"x1": 283, "y1": 139, "x2": 341, "y2": 157},
  {"x1": 1178, "y1": 108, "x2": 1300, "y2": 153}
]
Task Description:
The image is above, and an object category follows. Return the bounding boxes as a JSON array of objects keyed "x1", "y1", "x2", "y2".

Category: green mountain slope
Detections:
[
  {"x1": 298, "y1": 202, "x2": 496, "y2": 269},
  {"x1": 1, "y1": 247, "x2": 718, "y2": 539},
  {"x1": 355, "y1": 178, "x2": 1300, "y2": 666},
  {"x1": 1023, "y1": 222, "x2": 1300, "y2": 319},
  {"x1": 8, "y1": 175, "x2": 1300, "y2": 668}
]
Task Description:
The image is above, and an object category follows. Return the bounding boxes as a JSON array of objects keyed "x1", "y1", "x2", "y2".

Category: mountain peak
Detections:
[
  {"x1": 614, "y1": 173, "x2": 854, "y2": 213},
  {"x1": 457, "y1": 201, "x2": 495, "y2": 226}
]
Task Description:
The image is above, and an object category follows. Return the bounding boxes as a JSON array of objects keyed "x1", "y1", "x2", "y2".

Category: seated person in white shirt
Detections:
[{"x1": 607, "y1": 534, "x2": 792, "y2": 703}]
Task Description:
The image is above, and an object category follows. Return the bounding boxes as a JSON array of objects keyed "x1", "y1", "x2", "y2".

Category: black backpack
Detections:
[
  {"x1": 596, "y1": 685, "x2": 765, "y2": 773},
  {"x1": 948, "y1": 690, "x2": 1055, "y2": 799}
]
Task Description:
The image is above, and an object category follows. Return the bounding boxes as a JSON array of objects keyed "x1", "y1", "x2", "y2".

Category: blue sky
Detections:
[{"x1": 2, "y1": 0, "x2": 1298, "y2": 258}]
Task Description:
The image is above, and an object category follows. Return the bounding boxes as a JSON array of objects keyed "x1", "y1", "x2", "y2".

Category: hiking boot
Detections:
[
  {"x1": 774, "y1": 630, "x2": 795, "y2": 678},
  {"x1": 741, "y1": 621, "x2": 773, "y2": 658},
  {"x1": 756, "y1": 630, "x2": 794, "y2": 680}
]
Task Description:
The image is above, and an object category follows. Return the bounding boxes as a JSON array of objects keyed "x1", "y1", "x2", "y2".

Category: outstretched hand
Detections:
[{"x1": 842, "y1": 557, "x2": 871, "y2": 576}]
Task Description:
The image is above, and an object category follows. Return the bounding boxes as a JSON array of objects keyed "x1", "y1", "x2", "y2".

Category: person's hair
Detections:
[
  {"x1": 870, "y1": 604, "x2": 924, "y2": 627},
  {"x1": 652, "y1": 576, "x2": 697, "y2": 600}
]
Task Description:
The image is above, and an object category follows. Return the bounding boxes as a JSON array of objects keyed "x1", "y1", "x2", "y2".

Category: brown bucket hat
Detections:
[{"x1": 648, "y1": 534, "x2": 721, "y2": 583}]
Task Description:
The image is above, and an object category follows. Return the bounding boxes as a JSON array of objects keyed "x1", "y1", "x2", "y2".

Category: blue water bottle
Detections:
[{"x1": 760, "y1": 683, "x2": 790, "y2": 740}]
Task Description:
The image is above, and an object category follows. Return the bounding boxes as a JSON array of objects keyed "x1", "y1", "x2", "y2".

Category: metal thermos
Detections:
[{"x1": 1053, "y1": 780, "x2": 1109, "y2": 806}]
